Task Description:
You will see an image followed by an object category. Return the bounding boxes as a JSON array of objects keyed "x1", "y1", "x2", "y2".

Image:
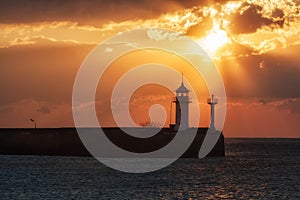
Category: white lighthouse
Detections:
[
  {"x1": 207, "y1": 94, "x2": 218, "y2": 131},
  {"x1": 173, "y1": 75, "x2": 191, "y2": 130}
]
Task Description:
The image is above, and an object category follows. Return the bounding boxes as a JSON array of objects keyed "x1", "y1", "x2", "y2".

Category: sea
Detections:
[{"x1": 0, "y1": 138, "x2": 299, "y2": 199}]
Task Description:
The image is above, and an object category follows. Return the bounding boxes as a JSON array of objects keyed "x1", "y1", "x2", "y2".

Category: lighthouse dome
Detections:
[{"x1": 176, "y1": 83, "x2": 189, "y2": 93}]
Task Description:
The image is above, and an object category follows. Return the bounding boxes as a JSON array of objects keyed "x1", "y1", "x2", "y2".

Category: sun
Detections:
[{"x1": 196, "y1": 23, "x2": 231, "y2": 58}]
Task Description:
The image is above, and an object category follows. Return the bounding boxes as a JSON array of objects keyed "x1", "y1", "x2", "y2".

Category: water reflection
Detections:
[{"x1": 0, "y1": 138, "x2": 299, "y2": 199}]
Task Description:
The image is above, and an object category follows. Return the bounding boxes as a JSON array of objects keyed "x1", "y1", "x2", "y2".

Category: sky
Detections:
[{"x1": 0, "y1": 0, "x2": 299, "y2": 138}]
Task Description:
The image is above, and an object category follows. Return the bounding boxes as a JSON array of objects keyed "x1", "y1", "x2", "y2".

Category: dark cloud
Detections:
[
  {"x1": 258, "y1": 98, "x2": 300, "y2": 115},
  {"x1": 257, "y1": 99, "x2": 268, "y2": 105},
  {"x1": 276, "y1": 99, "x2": 300, "y2": 115},
  {"x1": 0, "y1": 0, "x2": 226, "y2": 25},
  {"x1": 220, "y1": 45, "x2": 300, "y2": 98},
  {"x1": 272, "y1": 8, "x2": 285, "y2": 20},
  {"x1": 229, "y1": 3, "x2": 285, "y2": 34},
  {"x1": 36, "y1": 105, "x2": 51, "y2": 114}
]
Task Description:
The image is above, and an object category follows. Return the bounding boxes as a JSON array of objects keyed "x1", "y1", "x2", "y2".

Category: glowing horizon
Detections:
[{"x1": 0, "y1": 0, "x2": 299, "y2": 138}]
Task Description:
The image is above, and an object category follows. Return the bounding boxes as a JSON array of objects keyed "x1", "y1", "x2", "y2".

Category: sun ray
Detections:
[{"x1": 196, "y1": 22, "x2": 231, "y2": 58}]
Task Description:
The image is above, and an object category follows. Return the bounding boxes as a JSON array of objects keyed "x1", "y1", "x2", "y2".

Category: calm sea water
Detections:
[{"x1": 0, "y1": 138, "x2": 299, "y2": 199}]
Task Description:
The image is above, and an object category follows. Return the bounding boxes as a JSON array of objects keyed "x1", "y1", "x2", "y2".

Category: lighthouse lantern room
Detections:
[{"x1": 173, "y1": 75, "x2": 191, "y2": 130}]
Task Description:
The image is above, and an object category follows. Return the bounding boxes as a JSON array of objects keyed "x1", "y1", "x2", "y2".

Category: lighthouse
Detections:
[
  {"x1": 207, "y1": 94, "x2": 218, "y2": 131},
  {"x1": 173, "y1": 75, "x2": 191, "y2": 130}
]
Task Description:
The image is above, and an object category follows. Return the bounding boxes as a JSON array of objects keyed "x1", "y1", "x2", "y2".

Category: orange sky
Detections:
[{"x1": 0, "y1": 0, "x2": 299, "y2": 138}]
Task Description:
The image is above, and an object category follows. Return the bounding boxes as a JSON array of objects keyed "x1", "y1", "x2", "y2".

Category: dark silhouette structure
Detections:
[
  {"x1": 0, "y1": 127, "x2": 224, "y2": 157},
  {"x1": 0, "y1": 80, "x2": 225, "y2": 158}
]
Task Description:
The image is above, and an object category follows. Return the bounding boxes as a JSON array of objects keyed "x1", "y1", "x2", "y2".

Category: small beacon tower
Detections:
[
  {"x1": 174, "y1": 75, "x2": 191, "y2": 130},
  {"x1": 207, "y1": 94, "x2": 218, "y2": 131}
]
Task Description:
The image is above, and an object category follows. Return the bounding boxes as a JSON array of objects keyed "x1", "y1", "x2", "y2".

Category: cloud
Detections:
[
  {"x1": 186, "y1": 16, "x2": 213, "y2": 38},
  {"x1": 229, "y1": 3, "x2": 285, "y2": 34},
  {"x1": 218, "y1": 40, "x2": 257, "y2": 58},
  {"x1": 256, "y1": 98, "x2": 300, "y2": 115},
  {"x1": 272, "y1": 8, "x2": 285, "y2": 20},
  {"x1": 275, "y1": 98, "x2": 300, "y2": 115},
  {"x1": 0, "y1": 99, "x2": 73, "y2": 128},
  {"x1": 36, "y1": 106, "x2": 51, "y2": 114},
  {"x1": 4, "y1": 36, "x2": 87, "y2": 48},
  {"x1": 146, "y1": 29, "x2": 185, "y2": 41},
  {"x1": 1, "y1": 0, "x2": 299, "y2": 58},
  {"x1": 0, "y1": 43, "x2": 95, "y2": 105},
  {"x1": 105, "y1": 47, "x2": 113, "y2": 53},
  {"x1": 0, "y1": 0, "x2": 216, "y2": 25},
  {"x1": 0, "y1": 22, "x2": 103, "y2": 48},
  {"x1": 219, "y1": 44, "x2": 300, "y2": 98},
  {"x1": 224, "y1": 97, "x2": 300, "y2": 137}
]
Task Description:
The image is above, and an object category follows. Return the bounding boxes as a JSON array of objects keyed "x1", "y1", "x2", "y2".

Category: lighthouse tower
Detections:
[
  {"x1": 207, "y1": 94, "x2": 218, "y2": 131},
  {"x1": 174, "y1": 75, "x2": 191, "y2": 130}
]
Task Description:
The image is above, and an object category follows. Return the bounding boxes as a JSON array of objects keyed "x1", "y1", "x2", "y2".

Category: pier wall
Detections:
[{"x1": 0, "y1": 128, "x2": 224, "y2": 158}]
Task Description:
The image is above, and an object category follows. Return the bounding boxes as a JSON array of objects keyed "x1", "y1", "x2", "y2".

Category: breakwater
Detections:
[{"x1": 0, "y1": 128, "x2": 225, "y2": 157}]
